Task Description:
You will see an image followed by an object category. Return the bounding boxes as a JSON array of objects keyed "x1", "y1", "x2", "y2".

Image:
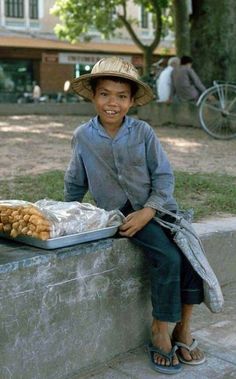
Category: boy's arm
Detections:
[
  {"x1": 119, "y1": 127, "x2": 177, "y2": 238},
  {"x1": 64, "y1": 138, "x2": 88, "y2": 202},
  {"x1": 64, "y1": 180, "x2": 88, "y2": 202},
  {"x1": 119, "y1": 207, "x2": 156, "y2": 237},
  {"x1": 144, "y1": 128, "x2": 176, "y2": 212}
]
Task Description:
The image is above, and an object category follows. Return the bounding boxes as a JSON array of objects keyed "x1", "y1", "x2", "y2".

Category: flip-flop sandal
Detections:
[
  {"x1": 174, "y1": 339, "x2": 206, "y2": 365},
  {"x1": 146, "y1": 343, "x2": 183, "y2": 375}
]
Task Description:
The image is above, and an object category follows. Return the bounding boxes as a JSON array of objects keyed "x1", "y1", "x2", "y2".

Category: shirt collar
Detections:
[{"x1": 91, "y1": 115, "x2": 132, "y2": 139}]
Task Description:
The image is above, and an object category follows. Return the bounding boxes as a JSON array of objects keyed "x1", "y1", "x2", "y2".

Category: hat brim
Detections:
[{"x1": 71, "y1": 72, "x2": 153, "y2": 106}]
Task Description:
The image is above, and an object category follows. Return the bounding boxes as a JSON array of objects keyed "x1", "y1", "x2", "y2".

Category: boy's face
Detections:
[{"x1": 92, "y1": 79, "x2": 134, "y2": 129}]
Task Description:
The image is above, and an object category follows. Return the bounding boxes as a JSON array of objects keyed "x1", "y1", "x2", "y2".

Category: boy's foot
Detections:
[
  {"x1": 152, "y1": 332, "x2": 180, "y2": 367},
  {"x1": 147, "y1": 343, "x2": 182, "y2": 374},
  {"x1": 174, "y1": 339, "x2": 206, "y2": 365},
  {"x1": 172, "y1": 325, "x2": 206, "y2": 364}
]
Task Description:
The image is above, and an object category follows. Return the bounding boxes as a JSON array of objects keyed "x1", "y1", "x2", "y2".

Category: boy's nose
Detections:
[{"x1": 108, "y1": 95, "x2": 117, "y2": 104}]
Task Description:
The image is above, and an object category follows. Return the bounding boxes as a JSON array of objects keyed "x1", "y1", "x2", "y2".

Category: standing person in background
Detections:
[
  {"x1": 171, "y1": 56, "x2": 206, "y2": 103},
  {"x1": 32, "y1": 82, "x2": 41, "y2": 103},
  {"x1": 157, "y1": 57, "x2": 180, "y2": 102}
]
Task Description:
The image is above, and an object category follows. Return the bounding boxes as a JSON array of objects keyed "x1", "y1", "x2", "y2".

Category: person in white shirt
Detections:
[
  {"x1": 157, "y1": 57, "x2": 180, "y2": 102},
  {"x1": 32, "y1": 82, "x2": 41, "y2": 103}
]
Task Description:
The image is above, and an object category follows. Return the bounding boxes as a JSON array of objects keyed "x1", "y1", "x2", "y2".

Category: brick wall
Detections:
[{"x1": 40, "y1": 62, "x2": 74, "y2": 93}]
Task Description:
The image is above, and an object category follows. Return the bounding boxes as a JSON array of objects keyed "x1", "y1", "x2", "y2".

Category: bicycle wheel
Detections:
[{"x1": 199, "y1": 84, "x2": 236, "y2": 139}]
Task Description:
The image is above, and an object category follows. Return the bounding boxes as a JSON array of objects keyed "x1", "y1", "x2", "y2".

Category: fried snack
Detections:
[
  {"x1": 0, "y1": 204, "x2": 51, "y2": 240},
  {"x1": 28, "y1": 224, "x2": 36, "y2": 231},
  {"x1": 23, "y1": 214, "x2": 30, "y2": 222},
  {"x1": 29, "y1": 214, "x2": 48, "y2": 226},
  {"x1": 1, "y1": 215, "x2": 9, "y2": 223},
  {"x1": 36, "y1": 224, "x2": 50, "y2": 233},
  {"x1": 3, "y1": 223, "x2": 11, "y2": 232},
  {"x1": 39, "y1": 231, "x2": 50, "y2": 240},
  {"x1": 10, "y1": 229, "x2": 18, "y2": 238},
  {"x1": 12, "y1": 221, "x2": 20, "y2": 229}
]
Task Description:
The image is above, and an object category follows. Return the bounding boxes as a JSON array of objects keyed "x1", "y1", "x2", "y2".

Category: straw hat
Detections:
[{"x1": 71, "y1": 56, "x2": 154, "y2": 106}]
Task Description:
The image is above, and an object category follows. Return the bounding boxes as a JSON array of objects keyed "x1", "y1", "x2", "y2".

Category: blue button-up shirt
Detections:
[{"x1": 64, "y1": 116, "x2": 178, "y2": 212}]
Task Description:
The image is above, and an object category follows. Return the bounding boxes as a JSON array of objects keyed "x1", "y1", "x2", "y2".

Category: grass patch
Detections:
[
  {"x1": 1, "y1": 170, "x2": 236, "y2": 221},
  {"x1": 175, "y1": 171, "x2": 236, "y2": 220},
  {"x1": 0, "y1": 171, "x2": 65, "y2": 203}
]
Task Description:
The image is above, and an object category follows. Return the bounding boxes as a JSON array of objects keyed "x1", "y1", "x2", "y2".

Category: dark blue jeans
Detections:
[{"x1": 120, "y1": 201, "x2": 204, "y2": 323}]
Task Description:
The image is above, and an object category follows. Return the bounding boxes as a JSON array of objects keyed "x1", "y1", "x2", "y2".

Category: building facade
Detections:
[{"x1": 0, "y1": 0, "x2": 174, "y2": 101}]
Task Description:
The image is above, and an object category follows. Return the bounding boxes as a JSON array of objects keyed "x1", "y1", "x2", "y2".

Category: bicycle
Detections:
[{"x1": 197, "y1": 80, "x2": 236, "y2": 139}]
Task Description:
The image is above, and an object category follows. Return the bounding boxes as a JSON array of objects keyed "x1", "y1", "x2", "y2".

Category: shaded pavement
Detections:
[{"x1": 75, "y1": 282, "x2": 236, "y2": 378}]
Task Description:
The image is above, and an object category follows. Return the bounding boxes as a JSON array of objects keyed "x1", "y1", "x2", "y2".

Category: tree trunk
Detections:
[
  {"x1": 173, "y1": 0, "x2": 191, "y2": 56},
  {"x1": 118, "y1": 1, "x2": 163, "y2": 78},
  {"x1": 142, "y1": 46, "x2": 154, "y2": 76},
  {"x1": 191, "y1": 0, "x2": 236, "y2": 86}
]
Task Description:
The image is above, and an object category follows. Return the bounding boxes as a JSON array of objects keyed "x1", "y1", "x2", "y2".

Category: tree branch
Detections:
[
  {"x1": 149, "y1": 0, "x2": 162, "y2": 50},
  {"x1": 117, "y1": 13, "x2": 145, "y2": 51}
]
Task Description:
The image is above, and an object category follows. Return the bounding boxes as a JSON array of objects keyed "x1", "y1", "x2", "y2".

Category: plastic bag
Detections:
[
  {"x1": 0, "y1": 199, "x2": 124, "y2": 240},
  {"x1": 35, "y1": 199, "x2": 124, "y2": 237}
]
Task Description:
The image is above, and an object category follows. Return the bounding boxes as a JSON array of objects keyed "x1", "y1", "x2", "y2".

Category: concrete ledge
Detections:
[
  {"x1": 1, "y1": 217, "x2": 236, "y2": 379},
  {"x1": 0, "y1": 102, "x2": 197, "y2": 127},
  {"x1": 194, "y1": 217, "x2": 236, "y2": 286},
  {"x1": 0, "y1": 103, "x2": 137, "y2": 116},
  {"x1": 0, "y1": 103, "x2": 96, "y2": 116},
  {"x1": 0, "y1": 238, "x2": 151, "y2": 379},
  {"x1": 137, "y1": 101, "x2": 200, "y2": 127}
]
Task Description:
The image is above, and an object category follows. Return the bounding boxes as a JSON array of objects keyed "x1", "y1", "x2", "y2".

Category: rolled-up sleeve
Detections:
[
  {"x1": 143, "y1": 128, "x2": 177, "y2": 211},
  {"x1": 64, "y1": 136, "x2": 88, "y2": 202}
]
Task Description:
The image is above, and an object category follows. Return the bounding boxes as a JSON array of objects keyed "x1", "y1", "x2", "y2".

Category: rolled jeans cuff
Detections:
[{"x1": 181, "y1": 288, "x2": 204, "y2": 304}]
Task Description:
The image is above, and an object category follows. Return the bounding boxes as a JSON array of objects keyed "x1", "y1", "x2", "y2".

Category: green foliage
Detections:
[
  {"x1": 190, "y1": 0, "x2": 236, "y2": 85},
  {"x1": 134, "y1": 0, "x2": 169, "y2": 12},
  {"x1": 51, "y1": 0, "x2": 127, "y2": 42},
  {"x1": 50, "y1": 0, "x2": 171, "y2": 74}
]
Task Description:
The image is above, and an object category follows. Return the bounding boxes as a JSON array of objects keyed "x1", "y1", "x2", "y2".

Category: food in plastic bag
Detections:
[{"x1": 0, "y1": 199, "x2": 124, "y2": 240}]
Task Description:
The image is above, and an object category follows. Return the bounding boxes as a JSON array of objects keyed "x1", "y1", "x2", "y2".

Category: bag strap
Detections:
[
  {"x1": 155, "y1": 206, "x2": 204, "y2": 247},
  {"x1": 156, "y1": 205, "x2": 182, "y2": 221}
]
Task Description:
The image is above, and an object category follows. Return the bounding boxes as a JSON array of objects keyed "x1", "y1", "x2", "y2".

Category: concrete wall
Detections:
[
  {"x1": 137, "y1": 101, "x2": 201, "y2": 128},
  {"x1": 1, "y1": 218, "x2": 236, "y2": 379},
  {"x1": 0, "y1": 102, "x2": 96, "y2": 116},
  {"x1": 0, "y1": 238, "x2": 151, "y2": 379}
]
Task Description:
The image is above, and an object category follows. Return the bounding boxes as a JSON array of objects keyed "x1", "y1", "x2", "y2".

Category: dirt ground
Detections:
[{"x1": 1, "y1": 115, "x2": 236, "y2": 179}]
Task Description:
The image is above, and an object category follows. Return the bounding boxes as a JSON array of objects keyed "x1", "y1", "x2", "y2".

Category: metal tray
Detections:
[{"x1": 0, "y1": 226, "x2": 118, "y2": 250}]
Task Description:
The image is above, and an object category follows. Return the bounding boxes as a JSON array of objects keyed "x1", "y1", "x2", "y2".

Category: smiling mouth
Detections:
[{"x1": 105, "y1": 110, "x2": 118, "y2": 115}]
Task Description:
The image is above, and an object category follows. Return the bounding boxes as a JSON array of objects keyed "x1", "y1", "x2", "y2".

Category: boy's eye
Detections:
[{"x1": 97, "y1": 91, "x2": 129, "y2": 99}]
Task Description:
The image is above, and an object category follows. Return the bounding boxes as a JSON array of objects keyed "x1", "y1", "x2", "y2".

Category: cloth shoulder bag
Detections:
[{"x1": 154, "y1": 207, "x2": 224, "y2": 313}]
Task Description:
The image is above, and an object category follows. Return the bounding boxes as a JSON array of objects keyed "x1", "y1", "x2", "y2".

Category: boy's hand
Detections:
[{"x1": 119, "y1": 207, "x2": 156, "y2": 237}]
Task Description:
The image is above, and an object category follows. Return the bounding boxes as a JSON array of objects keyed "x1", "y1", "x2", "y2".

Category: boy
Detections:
[{"x1": 64, "y1": 56, "x2": 205, "y2": 374}]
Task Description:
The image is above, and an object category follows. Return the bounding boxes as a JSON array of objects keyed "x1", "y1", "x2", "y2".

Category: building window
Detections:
[
  {"x1": 5, "y1": 0, "x2": 24, "y2": 18},
  {"x1": 141, "y1": 5, "x2": 148, "y2": 28},
  {"x1": 29, "y1": 0, "x2": 38, "y2": 19}
]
